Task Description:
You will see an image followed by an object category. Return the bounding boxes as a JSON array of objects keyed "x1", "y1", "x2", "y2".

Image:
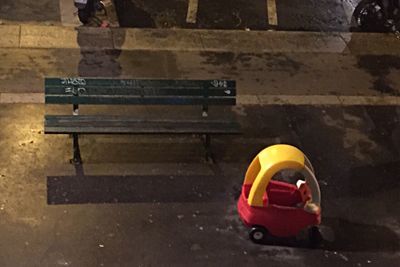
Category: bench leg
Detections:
[
  {"x1": 71, "y1": 133, "x2": 83, "y2": 165},
  {"x1": 203, "y1": 134, "x2": 214, "y2": 163}
]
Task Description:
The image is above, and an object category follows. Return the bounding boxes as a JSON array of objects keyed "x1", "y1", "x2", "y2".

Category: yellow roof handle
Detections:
[{"x1": 246, "y1": 145, "x2": 306, "y2": 207}]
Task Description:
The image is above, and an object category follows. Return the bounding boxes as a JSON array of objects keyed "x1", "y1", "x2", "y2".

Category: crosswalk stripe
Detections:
[
  {"x1": 267, "y1": 0, "x2": 278, "y2": 26},
  {"x1": 186, "y1": 0, "x2": 199, "y2": 24}
]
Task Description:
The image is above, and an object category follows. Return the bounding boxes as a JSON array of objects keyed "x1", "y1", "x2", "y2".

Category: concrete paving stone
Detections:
[
  {"x1": 0, "y1": 93, "x2": 44, "y2": 103},
  {"x1": 236, "y1": 95, "x2": 259, "y2": 105},
  {"x1": 2, "y1": 47, "x2": 400, "y2": 97},
  {"x1": 338, "y1": 95, "x2": 400, "y2": 106},
  {"x1": 19, "y1": 25, "x2": 116, "y2": 50},
  {"x1": 0, "y1": 24, "x2": 397, "y2": 54},
  {"x1": 0, "y1": 25, "x2": 20, "y2": 48},
  {"x1": 114, "y1": 28, "x2": 204, "y2": 51},
  {"x1": 76, "y1": 27, "x2": 114, "y2": 49},
  {"x1": 257, "y1": 94, "x2": 342, "y2": 105},
  {"x1": 341, "y1": 32, "x2": 400, "y2": 55},
  {"x1": 260, "y1": 31, "x2": 348, "y2": 53},
  {"x1": 20, "y1": 25, "x2": 79, "y2": 49}
]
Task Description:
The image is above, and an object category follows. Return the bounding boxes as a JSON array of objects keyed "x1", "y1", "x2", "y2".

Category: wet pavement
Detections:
[
  {"x1": 0, "y1": 0, "x2": 381, "y2": 32},
  {"x1": 0, "y1": 0, "x2": 60, "y2": 24},
  {"x1": 0, "y1": 103, "x2": 399, "y2": 266},
  {"x1": 276, "y1": 0, "x2": 350, "y2": 32},
  {"x1": 0, "y1": 2, "x2": 399, "y2": 266},
  {"x1": 1, "y1": 46, "x2": 400, "y2": 98},
  {"x1": 114, "y1": 0, "x2": 362, "y2": 32}
]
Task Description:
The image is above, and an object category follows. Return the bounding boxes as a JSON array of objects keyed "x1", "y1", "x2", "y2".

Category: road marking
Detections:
[
  {"x1": 267, "y1": 0, "x2": 278, "y2": 26},
  {"x1": 186, "y1": 0, "x2": 199, "y2": 24}
]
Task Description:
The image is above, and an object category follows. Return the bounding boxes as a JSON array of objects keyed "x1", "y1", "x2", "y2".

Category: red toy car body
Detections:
[{"x1": 237, "y1": 145, "x2": 322, "y2": 243}]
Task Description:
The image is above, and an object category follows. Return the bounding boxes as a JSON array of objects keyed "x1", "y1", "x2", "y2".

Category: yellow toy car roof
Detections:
[{"x1": 244, "y1": 144, "x2": 306, "y2": 207}]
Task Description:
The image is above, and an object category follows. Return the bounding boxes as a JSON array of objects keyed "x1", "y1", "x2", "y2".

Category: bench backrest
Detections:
[{"x1": 45, "y1": 78, "x2": 236, "y2": 106}]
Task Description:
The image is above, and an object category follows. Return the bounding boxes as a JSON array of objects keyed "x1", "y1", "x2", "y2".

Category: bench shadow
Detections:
[{"x1": 47, "y1": 164, "x2": 227, "y2": 205}]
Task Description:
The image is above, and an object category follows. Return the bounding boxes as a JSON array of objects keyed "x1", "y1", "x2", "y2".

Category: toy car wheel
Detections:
[
  {"x1": 249, "y1": 227, "x2": 268, "y2": 244},
  {"x1": 308, "y1": 226, "x2": 322, "y2": 248}
]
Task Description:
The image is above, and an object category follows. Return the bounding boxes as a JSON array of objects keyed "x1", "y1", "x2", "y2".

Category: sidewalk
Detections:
[
  {"x1": 1, "y1": 25, "x2": 400, "y2": 105},
  {"x1": 1, "y1": 24, "x2": 399, "y2": 53},
  {"x1": 0, "y1": 103, "x2": 399, "y2": 266}
]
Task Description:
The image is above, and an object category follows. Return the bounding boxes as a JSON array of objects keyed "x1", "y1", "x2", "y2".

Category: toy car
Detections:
[{"x1": 237, "y1": 144, "x2": 321, "y2": 244}]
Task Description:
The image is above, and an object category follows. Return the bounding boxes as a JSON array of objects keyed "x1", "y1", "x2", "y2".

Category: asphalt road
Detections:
[
  {"x1": 113, "y1": 0, "x2": 359, "y2": 31},
  {"x1": 0, "y1": 0, "x2": 367, "y2": 32},
  {"x1": 0, "y1": 0, "x2": 60, "y2": 23}
]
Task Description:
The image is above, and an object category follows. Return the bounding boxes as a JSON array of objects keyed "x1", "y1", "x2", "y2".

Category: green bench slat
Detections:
[
  {"x1": 45, "y1": 78, "x2": 235, "y2": 89},
  {"x1": 45, "y1": 78, "x2": 236, "y2": 105},
  {"x1": 45, "y1": 115, "x2": 241, "y2": 135},
  {"x1": 45, "y1": 96, "x2": 236, "y2": 105},
  {"x1": 45, "y1": 87, "x2": 236, "y2": 97}
]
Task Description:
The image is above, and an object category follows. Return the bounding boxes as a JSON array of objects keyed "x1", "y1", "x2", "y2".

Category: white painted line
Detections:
[
  {"x1": 59, "y1": 0, "x2": 80, "y2": 26},
  {"x1": 267, "y1": 0, "x2": 278, "y2": 26},
  {"x1": 0, "y1": 93, "x2": 44, "y2": 103},
  {"x1": 186, "y1": 0, "x2": 199, "y2": 24}
]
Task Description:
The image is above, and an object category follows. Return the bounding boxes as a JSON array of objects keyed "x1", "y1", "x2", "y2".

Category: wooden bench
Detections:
[{"x1": 44, "y1": 77, "x2": 240, "y2": 164}]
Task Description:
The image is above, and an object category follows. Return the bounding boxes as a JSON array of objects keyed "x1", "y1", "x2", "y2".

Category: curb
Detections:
[{"x1": 0, "y1": 24, "x2": 399, "y2": 54}]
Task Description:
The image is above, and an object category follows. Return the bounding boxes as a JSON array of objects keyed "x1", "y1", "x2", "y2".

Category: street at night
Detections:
[{"x1": 0, "y1": 1, "x2": 399, "y2": 266}]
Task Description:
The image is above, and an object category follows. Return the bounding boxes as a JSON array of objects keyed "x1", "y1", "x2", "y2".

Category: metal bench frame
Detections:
[{"x1": 44, "y1": 77, "x2": 240, "y2": 164}]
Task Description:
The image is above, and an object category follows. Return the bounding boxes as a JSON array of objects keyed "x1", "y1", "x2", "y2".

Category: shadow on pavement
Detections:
[
  {"x1": 320, "y1": 217, "x2": 400, "y2": 252},
  {"x1": 47, "y1": 164, "x2": 227, "y2": 204},
  {"x1": 357, "y1": 55, "x2": 400, "y2": 95},
  {"x1": 349, "y1": 161, "x2": 400, "y2": 197},
  {"x1": 76, "y1": 26, "x2": 126, "y2": 77},
  {"x1": 114, "y1": 0, "x2": 155, "y2": 28}
]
